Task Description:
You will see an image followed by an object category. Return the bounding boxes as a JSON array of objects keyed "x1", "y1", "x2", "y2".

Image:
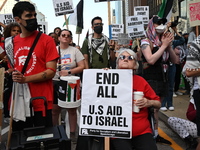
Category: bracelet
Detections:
[{"x1": 47, "y1": 68, "x2": 56, "y2": 73}]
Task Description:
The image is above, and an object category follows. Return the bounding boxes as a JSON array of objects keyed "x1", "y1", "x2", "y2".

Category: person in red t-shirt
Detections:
[
  {"x1": 110, "y1": 49, "x2": 161, "y2": 150},
  {"x1": 1, "y1": 1, "x2": 59, "y2": 131}
]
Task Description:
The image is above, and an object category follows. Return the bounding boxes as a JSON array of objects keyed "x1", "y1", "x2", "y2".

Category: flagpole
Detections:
[
  {"x1": 78, "y1": 34, "x2": 80, "y2": 46},
  {"x1": 196, "y1": 26, "x2": 199, "y2": 36},
  {"x1": 0, "y1": 0, "x2": 8, "y2": 11},
  {"x1": 64, "y1": 14, "x2": 68, "y2": 29},
  {"x1": 0, "y1": 68, "x2": 5, "y2": 144},
  {"x1": 104, "y1": 2, "x2": 111, "y2": 150},
  {"x1": 107, "y1": 1, "x2": 111, "y2": 25}
]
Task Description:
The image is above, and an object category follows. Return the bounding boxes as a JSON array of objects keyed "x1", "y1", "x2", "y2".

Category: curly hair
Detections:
[{"x1": 3, "y1": 22, "x2": 21, "y2": 39}]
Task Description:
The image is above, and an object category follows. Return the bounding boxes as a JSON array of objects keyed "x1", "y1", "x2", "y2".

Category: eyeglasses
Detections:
[
  {"x1": 119, "y1": 55, "x2": 134, "y2": 60},
  {"x1": 61, "y1": 34, "x2": 72, "y2": 38},
  {"x1": 93, "y1": 23, "x2": 104, "y2": 26}
]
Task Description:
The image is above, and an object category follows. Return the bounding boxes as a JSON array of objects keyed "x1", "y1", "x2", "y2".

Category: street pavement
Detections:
[
  {"x1": 158, "y1": 91, "x2": 193, "y2": 150},
  {"x1": 0, "y1": 92, "x2": 193, "y2": 150}
]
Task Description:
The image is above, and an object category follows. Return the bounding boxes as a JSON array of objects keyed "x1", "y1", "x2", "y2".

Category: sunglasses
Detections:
[
  {"x1": 119, "y1": 55, "x2": 134, "y2": 60},
  {"x1": 61, "y1": 34, "x2": 72, "y2": 38},
  {"x1": 93, "y1": 23, "x2": 104, "y2": 26}
]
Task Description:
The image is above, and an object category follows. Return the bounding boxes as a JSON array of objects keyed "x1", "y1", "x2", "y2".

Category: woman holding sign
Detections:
[{"x1": 110, "y1": 49, "x2": 161, "y2": 150}]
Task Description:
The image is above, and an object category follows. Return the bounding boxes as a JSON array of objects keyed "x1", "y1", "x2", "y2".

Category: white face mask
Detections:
[{"x1": 155, "y1": 24, "x2": 166, "y2": 33}]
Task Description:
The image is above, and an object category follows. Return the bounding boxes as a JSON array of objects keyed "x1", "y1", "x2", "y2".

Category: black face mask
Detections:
[
  {"x1": 23, "y1": 18, "x2": 38, "y2": 32},
  {"x1": 94, "y1": 26, "x2": 103, "y2": 34}
]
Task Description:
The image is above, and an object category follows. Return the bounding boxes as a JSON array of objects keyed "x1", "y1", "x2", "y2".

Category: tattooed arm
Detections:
[
  {"x1": 12, "y1": 60, "x2": 57, "y2": 83},
  {"x1": 141, "y1": 43, "x2": 167, "y2": 65}
]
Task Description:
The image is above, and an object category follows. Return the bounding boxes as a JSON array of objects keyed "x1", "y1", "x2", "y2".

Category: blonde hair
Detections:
[{"x1": 116, "y1": 48, "x2": 139, "y2": 70}]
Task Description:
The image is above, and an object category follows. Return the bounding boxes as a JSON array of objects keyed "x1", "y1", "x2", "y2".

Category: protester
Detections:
[
  {"x1": 48, "y1": 32, "x2": 59, "y2": 46},
  {"x1": 110, "y1": 49, "x2": 160, "y2": 150},
  {"x1": 2, "y1": 22, "x2": 21, "y2": 123},
  {"x1": 2, "y1": 1, "x2": 59, "y2": 131},
  {"x1": 3, "y1": 22, "x2": 21, "y2": 39},
  {"x1": 54, "y1": 27, "x2": 61, "y2": 35},
  {"x1": 168, "y1": 99, "x2": 198, "y2": 149},
  {"x1": 183, "y1": 35, "x2": 200, "y2": 150},
  {"x1": 161, "y1": 23, "x2": 185, "y2": 111},
  {"x1": 52, "y1": 29, "x2": 85, "y2": 143},
  {"x1": 140, "y1": 15, "x2": 178, "y2": 145},
  {"x1": 81, "y1": 16, "x2": 115, "y2": 69}
]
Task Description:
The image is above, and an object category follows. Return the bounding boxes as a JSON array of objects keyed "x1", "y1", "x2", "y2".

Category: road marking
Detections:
[
  {"x1": 1, "y1": 126, "x2": 9, "y2": 135},
  {"x1": 158, "y1": 127, "x2": 184, "y2": 150}
]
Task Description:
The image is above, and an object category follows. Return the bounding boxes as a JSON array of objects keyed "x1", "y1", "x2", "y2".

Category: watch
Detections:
[{"x1": 68, "y1": 70, "x2": 71, "y2": 75}]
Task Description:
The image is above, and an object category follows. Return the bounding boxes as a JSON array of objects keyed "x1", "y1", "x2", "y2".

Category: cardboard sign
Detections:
[
  {"x1": 110, "y1": 24, "x2": 124, "y2": 41},
  {"x1": 188, "y1": 0, "x2": 200, "y2": 27},
  {"x1": 52, "y1": 0, "x2": 74, "y2": 16},
  {"x1": 117, "y1": 33, "x2": 130, "y2": 45},
  {"x1": 0, "y1": 14, "x2": 15, "y2": 25},
  {"x1": 134, "y1": 6, "x2": 149, "y2": 25},
  {"x1": 126, "y1": 16, "x2": 145, "y2": 39},
  {"x1": 37, "y1": 22, "x2": 48, "y2": 34},
  {"x1": 80, "y1": 69, "x2": 132, "y2": 139}
]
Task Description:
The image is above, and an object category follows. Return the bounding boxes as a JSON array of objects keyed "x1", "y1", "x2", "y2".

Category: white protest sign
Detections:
[
  {"x1": 126, "y1": 16, "x2": 145, "y2": 39},
  {"x1": 80, "y1": 69, "x2": 132, "y2": 139},
  {"x1": 111, "y1": 24, "x2": 124, "y2": 41},
  {"x1": 134, "y1": 6, "x2": 149, "y2": 25},
  {"x1": 188, "y1": 0, "x2": 200, "y2": 27},
  {"x1": 37, "y1": 22, "x2": 48, "y2": 34},
  {"x1": 52, "y1": 0, "x2": 74, "y2": 16},
  {"x1": 0, "y1": 14, "x2": 15, "y2": 25},
  {"x1": 117, "y1": 33, "x2": 130, "y2": 45}
]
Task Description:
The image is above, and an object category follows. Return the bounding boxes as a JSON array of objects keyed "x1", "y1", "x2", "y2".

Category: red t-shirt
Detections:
[
  {"x1": 13, "y1": 31, "x2": 59, "y2": 111},
  {"x1": 132, "y1": 75, "x2": 160, "y2": 137}
]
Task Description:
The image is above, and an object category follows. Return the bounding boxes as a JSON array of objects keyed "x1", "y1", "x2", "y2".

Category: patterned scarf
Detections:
[
  {"x1": 91, "y1": 36, "x2": 106, "y2": 55},
  {"x1": 182, "y1": 35, "x2": 200, "y2": 97},
  {"x1": 146, "y1": 16, "x2": 169, "y2": 73},
  {"x1": 88, "y1": 33, "x2": 110, "y2": 64},
  {"x1": 146, "y1": 16, "x2": 162, "y2": 47}
]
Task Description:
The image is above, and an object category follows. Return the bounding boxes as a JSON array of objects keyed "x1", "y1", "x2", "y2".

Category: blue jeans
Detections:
[{"x1": 162, "y1": 64, "x2": 176, "y2": 107}]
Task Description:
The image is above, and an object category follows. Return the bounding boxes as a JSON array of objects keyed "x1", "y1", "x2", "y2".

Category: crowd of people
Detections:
[{"x1": 0, "y1": 1, "x2": 199, "y2": 150}]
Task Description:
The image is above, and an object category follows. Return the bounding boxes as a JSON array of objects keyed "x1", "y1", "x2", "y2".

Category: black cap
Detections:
[{"x1": 153, "y1": 16, "x2": 167, "y2": 25}]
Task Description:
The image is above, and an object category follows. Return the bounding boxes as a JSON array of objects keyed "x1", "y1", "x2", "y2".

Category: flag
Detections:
[
  {"x1": 157, "y1": 0, "x2": 174, "y2": 22},
  {"x1": 63, "y1": 0, "x2": 84, "y2": 30}
]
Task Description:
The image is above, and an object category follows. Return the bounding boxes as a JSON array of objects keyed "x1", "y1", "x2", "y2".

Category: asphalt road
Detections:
[{"x1": 0, "y1": 117, "x2": 191, "y2": 150}]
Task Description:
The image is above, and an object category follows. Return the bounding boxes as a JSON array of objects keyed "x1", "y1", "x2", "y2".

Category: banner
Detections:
[
  {"x1": 110, "y1": 24, "x2": 124, "y2": 40},
  {"x1": 52, "y1": 0, "x2": 74, "y2": 16},
  {"x1": 0, "y1": 14, "x2": 15, "y2": 25},
  {"x1": 188, "y1": 0, "x2": 200, "y2": 27},
  {"x1": 126, "y1": 16, "x2": 145, "y2": 39},
  {"x1": 134, "y1": 6, "x2": 149, "y2": 26},
  {"x1": 80, "y1": 69, "x2": 132, "y2": 139}
]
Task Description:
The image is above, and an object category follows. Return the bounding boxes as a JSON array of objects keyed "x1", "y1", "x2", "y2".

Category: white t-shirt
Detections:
[{"x1": 54, "y1": 46, "x2": 84, "y2": 80}]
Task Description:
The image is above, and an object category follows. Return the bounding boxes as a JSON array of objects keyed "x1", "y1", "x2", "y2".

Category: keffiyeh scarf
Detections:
[
  {"x1": 182, "y1": 35, "x2": 200, "y2": 97},
  {"x1": 88, "y1": 33, "x2": 110, "y2": 64},
  {"x1": 146, "y1": 16, "x2": 162, "y2": 47}
]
